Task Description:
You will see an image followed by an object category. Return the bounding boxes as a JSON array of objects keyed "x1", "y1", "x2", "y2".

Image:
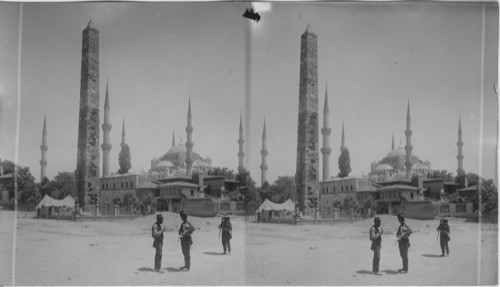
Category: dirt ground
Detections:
[{"x1": 0, "y1": 210, "x2": 497, "y2": 285}]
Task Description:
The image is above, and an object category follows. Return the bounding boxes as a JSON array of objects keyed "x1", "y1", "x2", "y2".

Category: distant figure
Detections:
[
  {"x1": 219, "y1": 216, "x2": 232, "y2": 254},
  {"x1": 152, "y1": 214, "x2": 166, "y2": 272},
  {"x1": 370, "y1": 217, "x2": 383, "y2": 275},
  {"x1": 437, "y1": 219, "x2": 450, "y2": 256},
  {"x1": 396, "y1": 214, "x2": 412, "y2": 274},
  {"x1": 178, "y1": 211, "x2": 195, "y2": 271}
]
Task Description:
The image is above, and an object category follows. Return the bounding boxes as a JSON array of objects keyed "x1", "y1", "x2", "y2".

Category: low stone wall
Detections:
[
  {"x1": 181, "y1": 198, "x2": 217, "y2": 217},
  {"x1": 400, "y1": 200, "x2": 437, "y2": 220}
]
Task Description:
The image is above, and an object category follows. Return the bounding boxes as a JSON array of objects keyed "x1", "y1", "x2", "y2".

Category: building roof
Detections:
[
  {"x1": 378, "y1": 185, "x2": 420, "y2": 192},
  {"x1": 157, "y1": 182, "x2": 199, "y2": 188},
  {"x1": 458, "y1": 185, "x2": 478, "y2": 192},
  {"x1": 0, "y1": 173, "x2": 14, "y2": 179}
]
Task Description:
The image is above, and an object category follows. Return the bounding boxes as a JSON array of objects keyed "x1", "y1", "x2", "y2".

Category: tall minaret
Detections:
[
  {"x1": 295, "y1": 24, "x2": 319, "y2": 211},
  {"x1": 185, "y1": 98, "x2": 194, "y2": 177},
  {"x1": 101, "y1": 80, "x2": 112, "y2": 178},
  {"x1": 40, "y1": 115, "x2": 48, "y2": 181},
  {"x1": 121, "y1": 118, "x2": 126, "y2": 145},
  {"x1": 341, "y1": 121, "x2": 346, "y2": 149},
  {"x1": 404, "y1": 101, "x2": 413, "y2": 179},
  {"x1": 321, "y1": 88, "x2": 331, "y2": 182},
  {"x1": 392, "y1": 132, "x2": 395, "y2": 150},
  {"x1": 237, "y1": 113, "x2": 246, "y2": 174},
  {"x1": 260, "y1": 119, "x2": 268, "y2": 186},
  {"x1": 457, "y1": 115, "x2": 465, "y2": 176},
  {"x1": 172, "y1": 130, "x2": 176, "y2": 148},
  {"x1": 75, "y1": 20, "x2": 100, "y2": 208}
]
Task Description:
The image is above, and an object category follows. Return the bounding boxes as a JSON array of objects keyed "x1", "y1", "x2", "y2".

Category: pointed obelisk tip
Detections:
[{"x1": 86, "y1": 19, "x2": 96, "y2": 29}]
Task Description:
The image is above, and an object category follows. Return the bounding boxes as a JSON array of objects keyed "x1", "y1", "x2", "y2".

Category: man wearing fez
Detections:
[
  {"x1": 370, "y1": 217, "x2": 383, "y2": 275},
  {"x1": 152, "y1": 214, "x2": 166, "y2": 272},
  {"x1": 179, "y1": 211, "x2": 195, "y2": 271},
  {"x1": 396, "y1": 213, "x2": 412, "y2": 274}
]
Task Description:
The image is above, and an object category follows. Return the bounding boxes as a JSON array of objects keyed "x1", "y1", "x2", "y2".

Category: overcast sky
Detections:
[{"x1": 0, "y1": 2, "x2": 498, "y2": 186}]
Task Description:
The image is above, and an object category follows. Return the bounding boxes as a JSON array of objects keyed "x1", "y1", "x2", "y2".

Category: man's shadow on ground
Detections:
[
  {"x1": 203, "y1": 251, "x2": 225, "y2": 256},
  {"x1": 165, "y1": 267, "x2": 181, "y2": 272},
  {"x1": 421, "y1": 254, "x2": 443, "y2": 257},
  {"x1": 137, "y1": 267, "x2": 156, "y2": 272}
]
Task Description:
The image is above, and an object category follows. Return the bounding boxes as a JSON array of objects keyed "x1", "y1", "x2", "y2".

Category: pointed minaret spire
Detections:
[
  {"x1": 260, "y1": 118, "x2": 268, "y2": 186},
  {"x1": 321, "y1": 86, "x2": 332, "y2": 181},
  {"x1": 101, "y1": 79, "x2": 112, "y2": 177},
  {"x1": 172, "y1": 130, "x2": 176, "y2": 148},
  {"x1": 457, "y1": 114, "x2": 465, "y2": 176},
  {"x1": 185, "y1": 97, "x2": 194, "y2": 177},
  {"x1": 40, "y1": 114, "x2": 48, "y2": 181},
  {"x1": 121, "y1": 117, "x2": 126, "y2": 145},
  {"x1": 392, "y1": 131, "x2": 395, "y2": 150},
  {"x1": 404, "y1": 100, "x2": 413, "y2": 179},
  {"x1": 341, "y1": 121, "x2": 345, "y2": 149},
  {"x1": 238, "y1": 112, "x2": 246, "y2": 174}
]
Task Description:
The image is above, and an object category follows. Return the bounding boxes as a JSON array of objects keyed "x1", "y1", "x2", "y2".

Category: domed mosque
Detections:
[
  {"x1": 369, "y1": 103, "x2": 431, "y2": 182},
  {"x1": 150, "y1": 133, "x2": 212, "y2": 179},
  {"x1": 370, "y1": 137, "x2": 431, "y2": 182}
]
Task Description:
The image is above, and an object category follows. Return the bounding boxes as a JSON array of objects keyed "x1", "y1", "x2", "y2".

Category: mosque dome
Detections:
[
  {"x1": 385, "y1": 147, "x2": 406, "y2": 159},
  {"x1": 156, "y1": 160, "x2": 173, "y2": 168},
  {"x1": 413, "y1": 162, "x2": 430, "y2": 171},
  {"x1": 375, "y1": 164, "x2": 394, "y2": 172},
  {"x1": 166, "y1": 143, "x2": 187, "y2": 156}
]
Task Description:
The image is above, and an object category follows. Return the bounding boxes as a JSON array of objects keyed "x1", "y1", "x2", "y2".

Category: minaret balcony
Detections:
[
  {"x1": 101, "y1": 143, "x2": 112, "y2": 151},
  {"x1": 40, "y1": 146, "x2": 48, "y2": 151},
  {"x1": 261, "y1": 150, "x2": 268, "y2": 156},
  {"x1": 321, "y1": 147, "x2": 331, "y2": 154}
]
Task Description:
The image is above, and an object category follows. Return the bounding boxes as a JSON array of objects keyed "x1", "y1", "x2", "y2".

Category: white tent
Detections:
[
  {"x1": 36, "y1": 194, "x2": 75, "y2": 209},
  {"x1": 257, "y1": 199, "x2": 295, "y2": 212}
]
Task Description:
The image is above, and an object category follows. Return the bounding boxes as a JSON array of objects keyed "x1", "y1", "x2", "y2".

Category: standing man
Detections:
[
  {"x1": 219, "y1": 216, "x2": 232, "y2": 254},
  {"x1": 370, "y1": 217, "x2": 383, "y2": 275},
  {"x1": 179, "y1": 211, "x2": 195, "y2": 271},
  {"x1": 396, "y1": 213, "x2": 412, "y2": 274},
  {"x1": 437, "y1": 219, "x2": 450, "y2": 256},
  {"x1": 152, "y1": 214, "x2": 166, "y2": 272}
]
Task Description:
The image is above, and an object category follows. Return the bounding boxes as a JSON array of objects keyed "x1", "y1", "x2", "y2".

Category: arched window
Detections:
[
  {"x1": 411, "y1": 193, "x2": 414, "y2": 199},
  {"x1": 191, "y1": 190, "x2": 194, "y2": 196}
]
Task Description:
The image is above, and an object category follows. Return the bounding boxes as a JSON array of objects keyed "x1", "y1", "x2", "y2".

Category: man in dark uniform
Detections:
[
  {"x1": 219, "y1": 216, "x2": 232, "y2": 254},
  {"x1": 152, "y1": 214, "x2": 166, "y2": 272},
  {"x1": 437, "y1": 219, "x2": 450, "y2": 256},
  {"x1": 396, "y1": 214, "x2": 412, "y2": 274},
  {"x1": 370, "y1": 217, "x2": 383, "y2": 275},
  {"x1": 179, "y1": 211, "x2": 195, "y2": 271}
]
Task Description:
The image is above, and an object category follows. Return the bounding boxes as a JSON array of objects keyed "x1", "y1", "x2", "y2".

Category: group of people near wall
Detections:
[{"x1": 370, "y1": 214, "x2": 451, "y2": 275}]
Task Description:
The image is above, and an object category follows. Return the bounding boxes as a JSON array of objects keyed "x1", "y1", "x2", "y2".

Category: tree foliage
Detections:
[
  {"x1": 207, "y1": 167, "x2": 235, "y2": 179},
  {"x1": 261, "y1": 176, "x2": 295, "y2": 204},
  {"x1": 118, "y1": 143, "x2": 132, "y2": 174},
  {"x1": 338, "y1": 147, "x2": 351, "y2": 178},
  {"x1": 123, "y1": 192, "x2": 138, "y2": 206},
  {"x1": 49, "y1": 172, "x2": 76, "y2": 199},
  {"x1": 427, "y1": 169, "x2": 454, "y2": 181},
  {"x1": 0, "y1": 159, "x2": 37, "y2": 203}
]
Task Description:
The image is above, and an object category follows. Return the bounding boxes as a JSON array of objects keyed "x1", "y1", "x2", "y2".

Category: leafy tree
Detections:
[
  {"x1": 338, "y1": 147, "x2": 352, "y2": 178},
  {"x1": 49, "y1": 172, "x2": 76, "y2": 199},
  {"x1": 427, "y1": 169, "x2": 454, "y2": 181},
  {"x1": 123, "y1": 192, "x2": 138, "y2": 206},
  {"x1": 118, "y1": 143, "x2": 132, "y2": 174},
  {"x1": 343, "y1": 196, "x2": 358, "y2": 211},
  {"x1": 0, "y1": 160, "x2": 37, "y2": 203},
  {"x1": 112, "y1": 195, "x2": 122, "y2": 205},
  {"x1": 39, "y1": 177, "x2": 54, "y2": 198},
  {"x1": 261, "y1": 176, "x2": 295, "y2": 204},
  {"x1": 207, "y1": 167, "x2": 235, "y2": 179}
]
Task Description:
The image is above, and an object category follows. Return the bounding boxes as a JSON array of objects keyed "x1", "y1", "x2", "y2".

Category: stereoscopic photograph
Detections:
[{"x1": 0, "y1": 1, "x2": 498, "y2": 285}]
